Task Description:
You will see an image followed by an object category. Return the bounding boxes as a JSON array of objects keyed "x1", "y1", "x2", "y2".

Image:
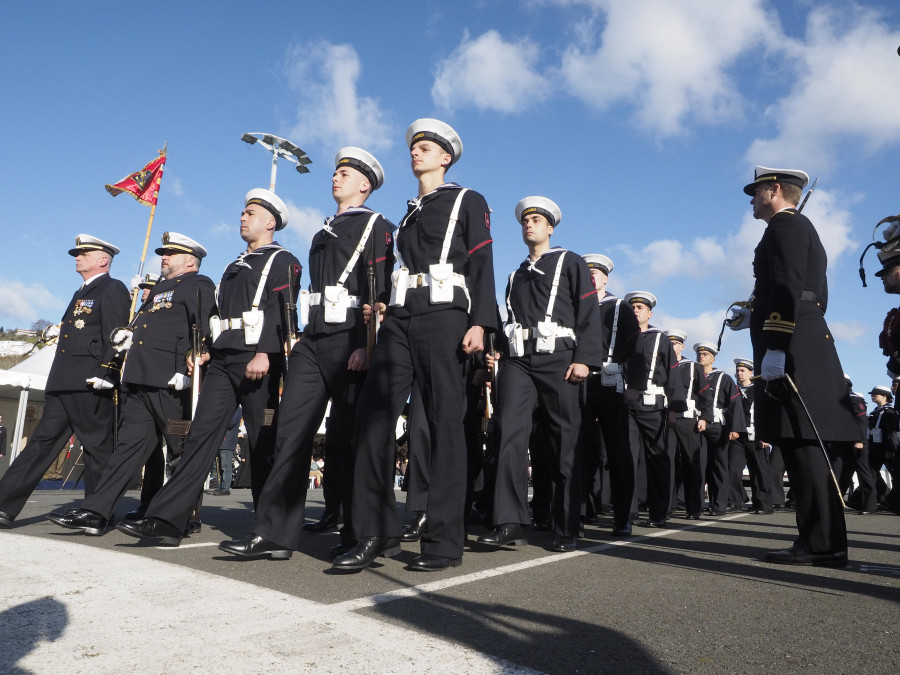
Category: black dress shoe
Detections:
[
  {"x1": 183, "y1": 521, "x2": 202, "y2": 536},
  {"x1": 209, "y1": 488, "x2": 231, "y2": 496},
  {"x1": 47, "y1": 508, "x2": 108, "y2": 535},
  {"x1": 685, "y1": 513, "x2": 701, "y2": 520},
  {"x1": 400, "y1": 512, "x2": 428, "y2": 542},
  {"x1": 753, "y1": 508, "x2": 774, "y2": 515},
  {"x1": 332, "y1": 536, "x2": 402, "y2": 570},
  {"x1": 477, "y1": 523, "x2": 528, "y2": 547},
  {"x1": 551, "y1": 536, "x2": 577, "y2": 552},
  {"x1": 532, "y1": 516, "x2": 551, "y2": 531},
  {"x1": 123, "y1": 506, "x2": 148, "y2": 522},
  {"x1": 646, "y1": 519, "x2": 667, "y2": 528},
  {"x1": 611, "y1": 522, "x2": 632, "y2": 536},
  {"x1": 117, "y1": 517, "x2": 182, "y2": 546},
  {"x1": 302, "y1": 512, "x2": 340, "y2": 533},
  {"x1": 329, "y1": 542, "x2": 354, "y2": 559},
  {"x1": 765, "y1": 544, "x2": 848, "y2": 567},
  {"x1": 219, "y1": 533, "x2": 292, "y2": 560},
  {"x1": 408, "y1": 553, "x2": 462, "y2": 571},
  {"x1": 0, "y1": 510, "x2": 14, "y2": 528},
  {"x1": 855, "y1": 510, "x2": 874, "y2": 515},
  {"x1": 708, "y1": 510, "x2": 726, "y2": 516}
]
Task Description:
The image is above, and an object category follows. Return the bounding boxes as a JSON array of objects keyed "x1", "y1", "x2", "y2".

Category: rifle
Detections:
[
  {"x1": 481, "y1": 333, "x2": 497, "y2": 438},
  {"x1": 366, "y1": 226, "x2": 378, "y2": 360},
  {"x1": 191, "y1": 287, "x2": 203, "y2": 416},
  {"x1": 284, "y1": 263, "x2": 298, "y2": 353}
]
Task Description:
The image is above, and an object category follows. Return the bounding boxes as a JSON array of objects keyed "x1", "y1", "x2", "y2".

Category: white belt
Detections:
[
  {"x1": 522, "y1": 326, "x2": 576, "y2": 341},
  {"x1": 221, "y1": 317, "x2": 244, "y2": 330},
  {"x1": 406, "y1": 272, "x2": 468, "y2": 289},
  {"x1": 307, "y1": 293, "x2": 360, "y2": 308}
]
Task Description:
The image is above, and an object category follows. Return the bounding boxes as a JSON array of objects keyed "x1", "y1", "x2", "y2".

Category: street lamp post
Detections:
[{"x1": 240, "y1": 133, "x2": 312, "y2": 191}]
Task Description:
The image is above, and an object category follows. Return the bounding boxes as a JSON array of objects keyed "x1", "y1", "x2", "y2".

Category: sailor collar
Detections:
[
  {"x1": 234, "y1": 242, "x2": 284, "y2": 268},
  {"x1": 406, "y1": 182, "x2": 463, "y2": 213},
  {"x1": 322, "y1": 206, "x2": 374, "y2": 237},
  {"x1": 522, "y1": 247, "x2": 566, "y2": 274}
]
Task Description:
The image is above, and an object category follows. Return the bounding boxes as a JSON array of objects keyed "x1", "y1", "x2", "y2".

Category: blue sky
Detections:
[{"x1": 2, "y1": 0, "x2": 900, "y2": 396}]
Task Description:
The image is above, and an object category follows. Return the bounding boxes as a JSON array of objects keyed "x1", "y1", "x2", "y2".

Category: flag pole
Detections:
[
  {"x1": 129, "y1": 200, "x2": 158, "y2": 319},
  {"x1": 127, "y1": 142, "x2": 167, "y2": 319}
]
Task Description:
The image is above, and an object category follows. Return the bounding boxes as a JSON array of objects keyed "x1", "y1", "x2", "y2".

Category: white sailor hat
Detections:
[
  {"x1": 583, "y1": 254, "x2": 614, "y2": 275},
  {"x1": 693, "y1": 341, "x2": 718, "y2": 356},
  {"x1": 406, "y1": 118, "x2": 463, "y2": 166},
  {"x1": 734, "y1": 357, "x2": 754, "y2": 371},
  {"x1": 666, "y1": 329, "x2": 687, "y2": 343},
  {"x1": 335, "y1": 146, "x2": 385, "y2": 191},
  {"x1": 624, "y1": 291, "x2": 657, "y2": 308},
  {"x1": 743, "y1": 166, "x2": 810, "y2": 196},
  {"x1": 155, "y1": 231, "x2": 207, "y2": 259},
  {"x1": 68, "y1": 234, "x2": 119, "y2": 257},
  {"x1": 870, "y1": 385, "x2": 893, "y2": 397},
  {"x1": 245, "y1": 188, "x2": 289, "y2": 230},
  {"x1": 138, "y1": 273, "x2": 161, "y2": 290},
  {"x1": 515, "y1": 196, "x2": 562, "y2": 227}
]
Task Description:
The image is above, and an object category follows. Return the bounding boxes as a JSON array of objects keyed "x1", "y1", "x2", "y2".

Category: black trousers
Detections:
[
  {"x1": 145, "y1": 349, "x2": 283, "y2": 531},
  {"x1": 780, "y1": 439, "x2": 847, "y2": 554},
  {"x1": 254, "y1": 330, "x2": 364, "y2": 550},
  {"x1": 829, "y1": 441, "x2": 877, "y2": 512},
  {"x1": 627, "y1": 407, "x2": 670, "y2": 522},
  {"x1": 0, "y1": 390, "x2": 115, "y2": 518},
  {"x1": 493, "y1": 351, "x2": 583, "y2": 537},
  {"x1": 83, "y1": 384, "x2": 190, "y2": 520},
  {"x1": 403, "y1": 383, "x2": 431, "y2": 513},
  {"x1": 580, "y1": 378, "x2": 632, "y2": 528},
  {"x1": 351, "y1": 310, "x2": 468, "y2": 559},
  {"x1": 734, "y1": 434, "x2": 778, "y2": 510},
  {"x1": 669, "y1": 416, "x2": 705, "y2": 516},
  {"x1": 702, "y1": 422, "x2": 729, "y2": 513}
]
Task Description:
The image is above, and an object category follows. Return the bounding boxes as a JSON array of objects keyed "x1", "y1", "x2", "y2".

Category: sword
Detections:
[
  {"x1": 781, "y1": 373, "x2": 846, "y2": 507},
  {"x1": 797, "y1": 176, "x2": 819, "y2": 213}
]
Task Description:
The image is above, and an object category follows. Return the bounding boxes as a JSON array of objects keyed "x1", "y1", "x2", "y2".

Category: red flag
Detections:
[{"x1": 105, "y1": 146, "x2": 167, "y2": 206}]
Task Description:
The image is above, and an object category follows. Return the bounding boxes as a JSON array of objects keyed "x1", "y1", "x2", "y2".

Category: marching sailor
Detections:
[{"x1": 478, "y1": 197, "x2": 603, "y2": 552}]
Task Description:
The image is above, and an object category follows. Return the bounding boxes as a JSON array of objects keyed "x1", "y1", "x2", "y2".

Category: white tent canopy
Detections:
[{"x1": 0, "y1": 343, "x2": 55, "y2": 461}]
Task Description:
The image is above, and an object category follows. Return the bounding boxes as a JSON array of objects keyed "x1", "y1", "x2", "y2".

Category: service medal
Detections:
[{"x1": 74, "y1": 319, "x2": 85, "y2": 329}]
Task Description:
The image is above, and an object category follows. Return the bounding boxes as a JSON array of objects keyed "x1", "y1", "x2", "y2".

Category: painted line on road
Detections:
[{"x1": 332, "y1": 514, "x2": 747, "y2": 612}]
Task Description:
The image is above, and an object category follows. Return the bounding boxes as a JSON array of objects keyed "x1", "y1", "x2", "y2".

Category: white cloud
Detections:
[
  {"x1": 559, "y1": 0, "x2": 772, "y2": 137},
  {"x1": 829, "y1": 319, "x2": 869, "y2": 346},
  {"x1": 285, "y1": 41, "x2": 393, "y2": 151},
  {"x1": 432, "y1": 30, "x2": 552, "y2": 113},
  {"x1": 609, "y1": 188, "x2": 856, "y2": 301},
  {"x1": 746, "y1": 6, "x2": 900, "y2": 168},
  {"x1": 284, "y1": 201, "x2": 327, "y2": 247},
  {"x1": 0, "y1": 278, "x2": 62, "y2": 328}
]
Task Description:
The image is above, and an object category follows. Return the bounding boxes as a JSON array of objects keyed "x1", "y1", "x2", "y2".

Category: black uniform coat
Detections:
[
  {"x1": 212, "y1": 242, "x2": 302, "y2": 354},
  {"x1": 503, "y1": 248, "x2": 604, "y2": 367},
  {"x1": 46, "y1": 273, "x2": 130, "y2": 391},
  {"x1": 625, "y1": 327, "x2": 687, "y2": 413},
  {"x1": 391, "y1": 183, "x2": 497, "y2": 330},
  {"x1": 702, "y1": 370, "x2": 748, "y2": 434},
  {"x1": 596, "y1": 294, "x2": 641, "y2": 372},
  {"x1": 304, "y1": 206, "x2": 395, "y2": 342},
  {"x1": 750, "y1": 208, "x2": 858, "y2": 442},
  {"x1": 123, "y1": 271, "x2": 217, "y2": 387},
  {"x1": 671, "y1": 359, "x2": 713, "y2": 421}
]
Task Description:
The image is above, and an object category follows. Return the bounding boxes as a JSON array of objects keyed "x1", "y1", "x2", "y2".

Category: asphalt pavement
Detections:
[{"x1": 2, "y1": 487, "x2": 899, "y2": 674}]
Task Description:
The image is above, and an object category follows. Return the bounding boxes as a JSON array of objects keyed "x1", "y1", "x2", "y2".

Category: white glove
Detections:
[
  {"x1": 86, "y1": 377, "x2": 115, "y2": 390},
  {"x1": 760, "y1": 349, "x2": 786, "y2": 380},
  {"x1": 130, "y1": 274, "x2": 143, "y2": 291},
  {"x1": 111, "y1": 329, "x2": 133, "y2": 353},
  {"x1": 727, "y1": 307, "x2": 751, "y2": 331},
  {"x1": 44, "y1": 324, "x2": 60, "y2": 339},
  {"x1": 168, "y1": 373, "x2": 191, "y2": 390}
]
